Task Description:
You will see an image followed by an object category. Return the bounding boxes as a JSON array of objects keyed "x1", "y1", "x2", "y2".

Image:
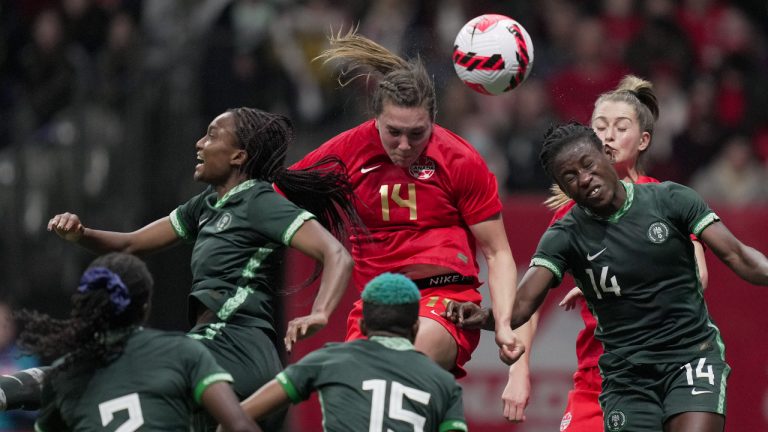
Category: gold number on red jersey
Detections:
[{"x1": 379, "y1": 183, "x2": 417, "y2": 221}]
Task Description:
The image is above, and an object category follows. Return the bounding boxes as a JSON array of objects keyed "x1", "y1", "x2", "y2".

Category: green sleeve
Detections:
[
  {"x1": 246, "y1": 186, "x2": 316, "y2": 246},
  {"x1": 530, "y1": 224, "x2": 572, "y2": 283},
  {"x1": 169, "y1": 189, "x2": 209, "y2": 241},
  {"x1": 279, "y1": 345, "x2": 337, "y2": 402},
  {"x1": 439, "y1": 383, "x2": 468, "y2": 432},
  {"x1": 181, "y1": 338, "x2": 233, "y2": 404},
  {"x1": 661, "y1": 182, "x2": 720, "y2": 236},
  {"x1": 34, "y1": 379, "x2": 69, "y2": 432}
]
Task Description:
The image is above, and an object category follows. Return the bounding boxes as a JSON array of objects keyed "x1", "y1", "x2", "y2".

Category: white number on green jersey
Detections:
[
  {"x1": 98, "y1": 393, "x2": 144, "y2": 432},
  {"x1": 585, "y1": 266, "x2": 621, "y2": 299},
  {"x1": 681, "y1": 357, "x2": 715, "y2": 385},
  {"x1": 362, "y1": 379, "x2": 431, "y2": 432}
]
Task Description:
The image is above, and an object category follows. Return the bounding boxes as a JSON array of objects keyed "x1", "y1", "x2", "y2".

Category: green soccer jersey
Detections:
[
  {"x1": 169, "y1": 179, "x2": 315, "y2": 328},
  {"x1": 35, "y1": 328, "x2": 232, "y2": 432},
  {"x1": 532, "y1": 181, "x2": 724, "y2": 367},
  {"x1": 278, "y1": 337, "x2": 468, "y2": 432}
]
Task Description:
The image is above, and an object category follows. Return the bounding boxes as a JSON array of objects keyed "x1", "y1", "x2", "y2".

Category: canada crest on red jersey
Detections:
[{"x1": 409, "y1": 156, "x2": 436, "y2": 180}]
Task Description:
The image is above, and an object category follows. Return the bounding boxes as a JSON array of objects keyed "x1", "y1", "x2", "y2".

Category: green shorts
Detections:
[
  {"x1": 188, "y1": 319, "x2": 286, "y2": 431},
  {"x1": 599, "y1": 349, "x2": 730, "y2": 431}
]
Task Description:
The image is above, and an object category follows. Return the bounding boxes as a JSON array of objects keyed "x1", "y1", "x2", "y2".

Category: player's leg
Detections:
[
  {"x1": 414, "y1": 316, "x2": 458, "y2": 371},
  {"x1": 559, "y1": 367, "x2": 603, "y2": 432},
  {"x1": 663, "y1": 412, "x2": 724, "y2": 432},
  {"x1": 415, "y1": 286, "x2": 482, "y2": 378},
  {"x1": 662, "y1": 351, "x2": 729, "y2": 432},
  {"x1": 0, "y1": 367, "x2": 50, "y2": 411},
  {"x1": 600, "y1": 363, "x2": 665, "y2": 431}
]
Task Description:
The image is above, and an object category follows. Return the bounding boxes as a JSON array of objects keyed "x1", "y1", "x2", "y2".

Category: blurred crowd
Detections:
[{"x1": 0, "y1": 0, "x2": 767, "y2": 351}]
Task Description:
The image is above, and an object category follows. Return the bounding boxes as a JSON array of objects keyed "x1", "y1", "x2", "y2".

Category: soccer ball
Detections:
[{"x1": 452, "y1": 14, "x2": 534, "y2": 95}]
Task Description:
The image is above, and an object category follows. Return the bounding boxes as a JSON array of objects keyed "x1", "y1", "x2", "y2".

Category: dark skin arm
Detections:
[
  {"x1": 47, "y1": 213, "x2": 180, "y2": 255},
  {"x1": 201, "y1": 382, "x2": 262, "y2": 432},
  {"x1": 444, "y1": 266, "x2": 555, "y2": 363},
  {"x1": 218, "y1": 379, "x2": 291, "y2": 432},
  {"x1": 700, "y1": 221, "x2": 768, "y2": 285},
  {"x1": 283, "y1": 219, "x2": 354, "y2": 353}
]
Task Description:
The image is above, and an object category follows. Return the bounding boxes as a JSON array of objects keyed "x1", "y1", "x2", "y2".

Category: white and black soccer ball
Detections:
[{"x1": 452, "y1": 14, "x2": 534, "y2": 95}]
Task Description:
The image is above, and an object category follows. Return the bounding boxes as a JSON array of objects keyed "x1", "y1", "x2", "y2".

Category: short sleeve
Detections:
[
  {"x1": 529, "y1": 225, "x2": 572, "y2": 284},
  {"x1": 34, "y1": 380, "x2": 67, "y2": 432},
  {"x1": 440, "y1": 383, "x2": 468, "y2": 432},
  {"x1": 169, "y1": 190, "x2": 209, "y2": 242},
  {"x1": 452, "y1": 155, "x2": 502, "y2": 226},
  {"x1": 179, "y1": 338, "x2": 233, "y2": 405},
  {"x1": 246, "y1": 187, "x2": 316, "y2": 246},
  {"x1": 278, "y1": 348, "x2": 335, "y2": 403},
  {"x1": 660, "y1": 182, "x2": 720, "y2": 237}
]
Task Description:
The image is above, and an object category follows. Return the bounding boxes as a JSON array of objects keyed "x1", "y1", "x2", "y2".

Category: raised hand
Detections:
[
  {"x1": 284, "y1": 312, "x2": 329, "y2": 353},
  {"x1": 558, "y1": 287, "x2": 583, "y2": 311},
  {"x1": 442, "y1": 301, "x2": 491, "y2": 329},
  {"x1": 47, "y1": 212, "x2": 84, "y2": 242}
]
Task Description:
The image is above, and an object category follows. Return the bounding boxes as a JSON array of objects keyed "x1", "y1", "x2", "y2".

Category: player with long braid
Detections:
[
  {"x1": 16, "y1": 252, "x2": 260, "y2": 431},
  {"x1": 45, "y1": 107, "x2": 363, "y2": 431},
  {"x1": 290, "y1": 29, "x2": 525, "y2": 378}
]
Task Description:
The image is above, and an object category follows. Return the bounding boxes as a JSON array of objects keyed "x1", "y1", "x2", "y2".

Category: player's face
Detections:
[
  {"x1": 553, "y1": 139, "x2": 622, "y2": 214},
  {"x1": 591, "y1": 101, "x2": 649, "y2": 172},
  {"x1": 194, "y1": 112, "x2": 244, "y2": 185},
  {"x1": 376, "y1": 103, "x2": 433, "y2": 168}
]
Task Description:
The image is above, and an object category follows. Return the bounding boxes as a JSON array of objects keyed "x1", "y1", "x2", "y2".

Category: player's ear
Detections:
[
  {"x1": 231, "y1": 148, "x2": 247, "y2": 167},
  {"x1": 410, "y1": 320, "x2": 420, "y2": 341},
  {"x1": 359, "y1": 318, "x2": 367, "y2": 336}
]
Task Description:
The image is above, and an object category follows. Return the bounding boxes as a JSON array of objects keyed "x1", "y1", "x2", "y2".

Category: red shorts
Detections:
[
  {"x1": 559, "y1": 367, "x2": 603, "y2": 432},
  {"x1": 346, "y1": 285, "x2": 481, "y2": 379}
]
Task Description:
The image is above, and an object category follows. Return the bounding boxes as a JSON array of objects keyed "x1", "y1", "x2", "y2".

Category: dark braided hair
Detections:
[
  {"x1": 539, "y1": 122, "x2": 603, "y2": 180},
  {"x1": 227, "y1": 107, "x2": 364, "y2": 242},
  {"x1": 16, "y1": 253, "x2": 153, "y2": 372},
  {"x1": 315, "y1": 28, "x2": 437, "y2": 121}
]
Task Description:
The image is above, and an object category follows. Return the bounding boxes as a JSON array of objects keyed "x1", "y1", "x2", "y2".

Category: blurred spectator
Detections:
[
  {"x1": 624, "y1": 14, "x2": 695, "y2": 84},
  {"x1": 670, "y1": 75, "x2": 724, "y2": 183},
  {"x1": 499, "y1": 77, "x2": 556, "y2": 192},
  {"x1": 546, "y1": 15, "x2": 627, "y2": 123},
  {"x1": 95, "y1": 10, "x2": 142, "y2": 112},
  {"x1": 16, "y1": 8, "x2": 77, "y2": 133},
  {"x1": 691, "y1": 135, "x2": 768, "y2": 205},
  {"x1": 0, "y1": 299, "x2": 39, "y2": 431}
]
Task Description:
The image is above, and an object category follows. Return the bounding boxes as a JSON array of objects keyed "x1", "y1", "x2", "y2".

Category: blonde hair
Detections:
[
  {"x1": 315, "y1": 28, "x2": 437, "y2": 120},
  {"x1": 544, "y1": 75, "x2": 659, "y2": 210}
]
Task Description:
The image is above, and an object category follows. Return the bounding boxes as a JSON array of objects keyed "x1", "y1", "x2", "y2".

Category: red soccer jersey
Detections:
[
  {"x1": 550, "y1": 175, "x2": 659, "y2": 370},
  {"x1": 291, "y1": 120, "x2": 502, "y2": 291}
]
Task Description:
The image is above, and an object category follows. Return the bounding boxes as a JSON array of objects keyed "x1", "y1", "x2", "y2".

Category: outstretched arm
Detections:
[
  {"x1": 201, "y1": 382, "x2": 261, "y2": 432},
  {"x1": 47, "y1": 213, "x2": 179, "y2": 255},
  {"x1": 501, "y1": 312, "x2": 538, "y2": 423},
  {"x1": 0, "y1": 367, "x2": 50, "y2": 411},
  {"x1": 700, "y1": 222, "x2": 768, "y2": 285},
  {"x1": 283, "y1": 219, "x2": 353, "y2": 352},
  {"x1": 470, "y1": 213, "x2": 521, "y2": 364},
  {"x1": 511, "y1": 266, "x2": 555, "y2": 329},
  {"x1": 238, "y1": 379, "x2": 292, "y2": 426}
]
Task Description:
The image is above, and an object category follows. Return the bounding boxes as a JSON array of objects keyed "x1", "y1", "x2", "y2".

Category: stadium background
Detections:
[{"x1": 1, "y1": 0, "x2": 767, "y2": 431}]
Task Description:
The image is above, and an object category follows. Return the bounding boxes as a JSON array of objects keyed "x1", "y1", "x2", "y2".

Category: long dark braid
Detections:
[
  {"x1": 16, "y1": 253, "x2": 153, "y2": 372},
  {"x1": 227, "y1": 107, "x2": 364, "y2": 241},
  {"x1": 539, "y1": 122, "x2": 603, "y2": 180}
]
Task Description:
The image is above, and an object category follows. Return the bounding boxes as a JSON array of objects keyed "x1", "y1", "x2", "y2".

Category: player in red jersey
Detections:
[
  {"x1": 289, "y1": 29, "x2": 525, "y2": 378},
  {"x1": 503, "y1": 75, "x2": 710, "y2": 430}
]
